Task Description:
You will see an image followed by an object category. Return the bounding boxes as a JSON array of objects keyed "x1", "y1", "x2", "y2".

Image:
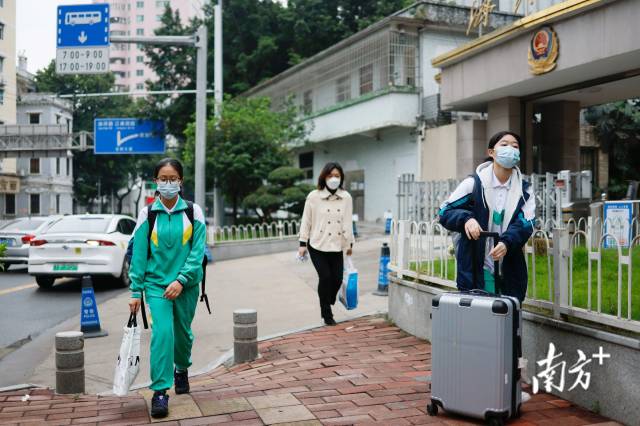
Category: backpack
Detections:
[{"x1": 127, "y1": 201, "x2": 211, "y2": 319}]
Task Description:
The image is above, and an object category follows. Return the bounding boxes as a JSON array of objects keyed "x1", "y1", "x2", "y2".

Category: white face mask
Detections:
[{"x1": 326, "y1": 177, "x2": 341, "y2": 190}]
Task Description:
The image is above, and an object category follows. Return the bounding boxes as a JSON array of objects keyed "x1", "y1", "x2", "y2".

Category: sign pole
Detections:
[
  {"x1": 194, "y1": 24, "x2": 208, "y2": 210},
  {"x1": 213, "y1": 1, "x2": 223, "y2": 226}
]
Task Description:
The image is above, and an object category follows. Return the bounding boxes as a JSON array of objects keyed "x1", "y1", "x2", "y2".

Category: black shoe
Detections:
[
  {"x1": 150, "y1": 391, "x2": 169, "y2": 418},
  {"x1": 324, "y1": 318, "x2": 337, "y2": 326},
  {"x1": 174, "y1": 369, "x2": 190, "y2": 394}
]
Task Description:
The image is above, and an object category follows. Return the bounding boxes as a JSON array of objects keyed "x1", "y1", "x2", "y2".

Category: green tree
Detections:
[
  {"x1": 35, "y1": 61, "x2": 158, "y2": 213},
  {"x1": 244, "y1": 166, "x2": 315, "y2": 220},
  {"x1": 584, "y1": 99, "x2": 640, "y2": 198},
  {"x1": 184, "y1": 96, "x2": 307, "y2": 223}
]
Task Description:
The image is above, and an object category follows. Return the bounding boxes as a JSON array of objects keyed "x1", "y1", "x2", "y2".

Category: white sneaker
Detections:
[{"x1": 521, "y1": 391, "x2": 531, "y2": 403}]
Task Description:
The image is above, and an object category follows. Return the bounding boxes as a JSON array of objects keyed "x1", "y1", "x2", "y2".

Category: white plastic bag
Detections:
[
  {"x1": 112, "y1": 313, "x2": 141, "y2": 396},
  {"x1": 339, "y1": 256, "x2": 358, "y2": 310}
]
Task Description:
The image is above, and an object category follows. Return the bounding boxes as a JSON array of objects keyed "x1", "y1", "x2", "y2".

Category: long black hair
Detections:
[
  {"x1": 485, "y1": 131, "x2": 523, "y2": 162},
  {"x1": 154, "y1": 158, "x2": 184, "y2": 179},
  {"x1": 317, "y1": 162, "x2": 344, "y2": 190}
]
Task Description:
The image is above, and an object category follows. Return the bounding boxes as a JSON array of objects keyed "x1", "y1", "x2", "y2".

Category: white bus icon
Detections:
[{"x1": 65, "y1": 11, "x2": 102, "y2": 26}]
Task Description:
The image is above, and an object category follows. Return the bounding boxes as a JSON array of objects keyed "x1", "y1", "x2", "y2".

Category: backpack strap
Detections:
[{"x1": 185, "y1": 201, "x2": 211, "y2": 315}]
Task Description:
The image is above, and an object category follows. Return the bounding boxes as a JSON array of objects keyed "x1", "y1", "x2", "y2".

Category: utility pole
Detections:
[
  {"x1": 97, "y1": 178, "x2": 101, "y2": 214},
  {"x1": 213, "y1": 0, "x2": 224, "y2": 226}
]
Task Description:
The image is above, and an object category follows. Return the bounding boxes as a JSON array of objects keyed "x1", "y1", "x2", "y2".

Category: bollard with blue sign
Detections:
[
  {"x1": 384, "y1": 211, "x2": 393, "y2": 235},
  {"x1": 80, "y1": 276, "x2": 108, "y2": 338},
  {"x1": 374, "y1": 243, "x2": 391, "y2": 296}
]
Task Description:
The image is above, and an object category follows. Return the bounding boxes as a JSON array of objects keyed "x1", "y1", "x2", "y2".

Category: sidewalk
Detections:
[
  {"x1": 25, "y1": 232, "x2": 391, "y2": 394},
  {"x1": 0, "y1": 316, "x2": 619, "y2": 425}
]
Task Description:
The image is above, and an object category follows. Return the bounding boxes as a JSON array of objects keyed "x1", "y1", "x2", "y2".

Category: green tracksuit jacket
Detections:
[{"x1": 129, "y1": 196, "x2": 206, "y2": 391}]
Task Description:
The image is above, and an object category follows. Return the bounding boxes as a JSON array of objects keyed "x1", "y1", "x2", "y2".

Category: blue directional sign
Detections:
[
  {"x1": 57, "y1": 4, "x2": 110, "y2": 48},
  {"x1": 56, "y1": 4, "x2": 110, "y2": 74},
  {"x1": 94, "y1": 119, "x2": 166, "y2": 155}
]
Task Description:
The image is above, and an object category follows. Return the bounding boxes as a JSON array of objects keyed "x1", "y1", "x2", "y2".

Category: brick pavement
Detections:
[{"x1": 0, "y1": 316, "x2": 621, "y2": 425}]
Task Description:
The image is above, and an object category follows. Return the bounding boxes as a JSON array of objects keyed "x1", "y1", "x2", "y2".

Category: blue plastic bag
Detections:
[{"x1": 339, "y1": 257, "x2": 358, "y2": 310}]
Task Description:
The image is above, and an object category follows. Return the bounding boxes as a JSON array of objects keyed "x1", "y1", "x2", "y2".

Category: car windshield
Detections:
[
  {"x1": 0, "y1": 218, "x2": 47, "y2": 231},
  {"x1": 45, "y1": 217, "x2": 111, "y2": 234}
]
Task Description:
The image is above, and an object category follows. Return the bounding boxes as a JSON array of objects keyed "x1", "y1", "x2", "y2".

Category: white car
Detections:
[{"x1": 28, "y1": 214, "x2": 137, "y2": 289}]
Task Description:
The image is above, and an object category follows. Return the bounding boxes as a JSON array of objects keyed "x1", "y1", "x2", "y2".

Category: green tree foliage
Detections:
[
  {"x1": 34, "y1": 61, "x2": 158, "y2": 213},
  {"x1": 584, "y1": 100, "x2": 640, "y2": 198},
  {"x1": 244, "y1": 166, "x2": 315, "y2": 220},
  {"x1": 184, "y1": 97, "x2": 307, "y2": 223}
]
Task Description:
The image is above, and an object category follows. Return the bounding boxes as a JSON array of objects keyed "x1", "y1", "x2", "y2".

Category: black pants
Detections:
[{"x1": 308, "y1": 244, "x2": 344, "y2": 320}]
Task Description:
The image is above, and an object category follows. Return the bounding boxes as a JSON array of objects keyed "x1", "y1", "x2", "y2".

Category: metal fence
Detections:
[
  {"x1": 389, "y1": 216, "x2": 640, "y2": 334},
  {"x1": 207, "y1": 220, "x2": 300, "y2": 244},
  {"x1": 397, "y1": 171, "x2": 593, "y2": 228}
]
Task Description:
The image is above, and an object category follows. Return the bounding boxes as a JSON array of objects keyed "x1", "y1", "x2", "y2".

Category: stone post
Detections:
[
  {"x1": 233, "y1": 309, "x2": 258, "y2": 364},
  {"x1": 55, "y1": 331, "x2": 84, "y2": 394}
]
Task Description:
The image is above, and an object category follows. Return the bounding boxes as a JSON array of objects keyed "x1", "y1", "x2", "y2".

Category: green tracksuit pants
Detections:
[
  {"x1": 145, "y1": 282, "x2": 199, "y2": 391},
  {"x1": 483, "y1": 268, "x2": 496, "y2": 294}
]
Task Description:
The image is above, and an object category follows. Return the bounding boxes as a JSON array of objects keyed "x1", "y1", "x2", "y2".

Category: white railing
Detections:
[
  {"x1": 389, "y1": 216, "x2": 640, "y2": 334},
  {"x1": 207, "y1": 220, "x2": 300, "y2": 244}
]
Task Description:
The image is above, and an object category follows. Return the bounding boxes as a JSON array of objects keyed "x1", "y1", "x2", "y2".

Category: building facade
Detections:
[
  {"x1": 245, "y1": 1, "x2": 525, "y2": 222},
  {"x1": 95, "y1": 0, "x2": 200, "y2": 92},
  {"x1": 0, "y1": 0, "x2": 16, "y2": 124}
]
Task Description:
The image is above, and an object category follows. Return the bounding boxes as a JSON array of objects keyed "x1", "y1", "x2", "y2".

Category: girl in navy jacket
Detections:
[{"x1": 439, "y1": 131, "x2": 535, "y2": 302}]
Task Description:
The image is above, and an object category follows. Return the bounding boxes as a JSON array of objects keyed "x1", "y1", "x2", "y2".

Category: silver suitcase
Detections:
[{"x1": 427, "y1": 232, "x2": 522, "y2": 426}]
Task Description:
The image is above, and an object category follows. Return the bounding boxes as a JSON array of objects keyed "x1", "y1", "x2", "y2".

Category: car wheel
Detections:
[
  {"x1": 35, "y1": 276, "x2": 55, "y2": 289},
  {"x1": 118, "y1": 258, "x2": 131, "y2": 288}
]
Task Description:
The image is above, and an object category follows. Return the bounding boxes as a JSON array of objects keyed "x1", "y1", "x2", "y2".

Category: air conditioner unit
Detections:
[{"x1": 17, "y1": 170, "x2": 27, "y2": 177}]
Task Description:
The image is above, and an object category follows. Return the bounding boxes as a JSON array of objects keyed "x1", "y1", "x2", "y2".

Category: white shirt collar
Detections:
[{"x1": 492, "y1": 169, "x2": 512, "y2": 189}]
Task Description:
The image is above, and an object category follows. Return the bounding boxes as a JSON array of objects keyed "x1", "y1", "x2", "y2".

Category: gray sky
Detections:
[{"x1": 17, "y1": 0, "x2": 93, "y2": 74}]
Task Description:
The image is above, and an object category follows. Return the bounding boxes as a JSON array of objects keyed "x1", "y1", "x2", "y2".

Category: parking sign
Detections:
[{"x1": 56, "y1": 4, "x2": 110, "y2": 74}]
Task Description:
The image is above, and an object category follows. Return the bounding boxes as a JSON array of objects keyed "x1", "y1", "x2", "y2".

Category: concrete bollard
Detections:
[
  {"x1": 55, "y1": 331, "x2": 85, "y2": 394},
  {"x1": 233, "y1": 309, "x2": 258, "y2": 364}
]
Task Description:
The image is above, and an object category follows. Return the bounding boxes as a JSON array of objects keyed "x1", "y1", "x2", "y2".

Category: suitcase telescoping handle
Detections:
[{"x1": 477, "y1": 231, "x2": 502, "y2": 295}]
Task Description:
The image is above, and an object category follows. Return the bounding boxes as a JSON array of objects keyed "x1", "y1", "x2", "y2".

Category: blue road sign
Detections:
[
  {"x1": 57, "y1": 4, "x2": 110, "y2": 48},
  {"x1": 94, "y1": 118, "x2": 166, "y2": 155}
]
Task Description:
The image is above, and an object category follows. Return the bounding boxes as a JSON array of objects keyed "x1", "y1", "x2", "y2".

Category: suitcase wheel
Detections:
[
  {"x1": 487, "y1": 415, "x2": 505, "y2": 426},
  {"x1": 426, "y1": 402, "x2": 438, "y2": 416}
]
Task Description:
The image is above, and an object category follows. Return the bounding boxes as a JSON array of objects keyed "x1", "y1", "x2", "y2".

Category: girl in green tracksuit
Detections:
[{"x1": 128, "y1": 158, "x2": 206, "y2": 419}]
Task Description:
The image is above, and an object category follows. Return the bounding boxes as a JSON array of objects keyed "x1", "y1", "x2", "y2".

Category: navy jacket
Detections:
[{"x1": 438, "y1": 163, "x2": 535, "y2": 302}]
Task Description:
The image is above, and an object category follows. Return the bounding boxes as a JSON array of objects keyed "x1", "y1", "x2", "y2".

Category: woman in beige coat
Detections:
[{"x1": 298, "y1": 162, "x2": 355, "y2": 325}]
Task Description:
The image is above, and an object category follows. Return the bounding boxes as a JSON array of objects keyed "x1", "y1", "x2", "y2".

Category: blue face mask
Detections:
[
  {"x1": 157, "y1": 181, "x2": 181, "y2": 199},
  {"x1": 495, "y1": 145, "x2": 520, "y2": 168}
]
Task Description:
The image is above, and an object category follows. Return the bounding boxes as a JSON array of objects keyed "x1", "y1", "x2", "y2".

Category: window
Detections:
[
  {"x1": 136, "y1": 15, "x2": 144, "y2": 23},
  {"x1": 0, "y1": 89, "x2": 4, "y2": 105},
  {"x1": 29, "y1": 158, "x2": 40, "y2": 174},
  {"x1": 336, "y1": 75, "x2": 351, "y2": 103},
  {"x1": 56, "y1": 194, "x2": 60, "y2": 214},
  {"x1": 0, "y1": 1, "x2": 4, "y2": 7},
  {"x1": 156, "y1": 0, "x2": 169, "y2": 7},
  {"x1": 29, "y1": 113, "x2": 40, "y2": 124},
  {"x1": 359, "y1": 64, "x2": 373, "y2": 95},
  {"x1": 66, "y1": 118, "x2": 71, "y2": 133},
  {"x1": 46, "y1": 217, "x2": 110, "y2": 234},
  {"x1": 117, "y1": 219, "x2": 136, "y2": 235},
  {"x1": 302, "y1": 90, "x2": 313, "y2": 115},
  {"x1": 299, "y1": 152, "x2": 314, "y2": 180},
  {"x1": 66, "y1": 158, "x2": 71, "y2": 176},
  {"x1": 136, "y1": 55, "x2": 144, "y2": 63},
  {"x1": 136, "y1": 1, "x2": 144, "y2": 8},
  {"x1": 30, "y1": 194, "x2": 40, "y2": 215},
  {"x1": 0, "y1": 23, "x2": 4, "y2": 40},
  {"x1": 56, "y1": 158, "x2": 61, "y2": 175},
  {"x1": 156, "y1": 15, "x2": 163, "y2": 22},
  {"x1": 136, "y1": 83, "x2": 144, "y2": 90},
  {"x1": 136, "y1": 69, "x2": 144, "y2": 77},
  {"x1": 136, "y1": 28, "x2": 144, "y2": 36},
  {"x1": 4, "y1": 194, "x2": 15, "y2": 215},
  {"x1": 0, "y1": 56, "x2": 4, "y2": 73}
]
